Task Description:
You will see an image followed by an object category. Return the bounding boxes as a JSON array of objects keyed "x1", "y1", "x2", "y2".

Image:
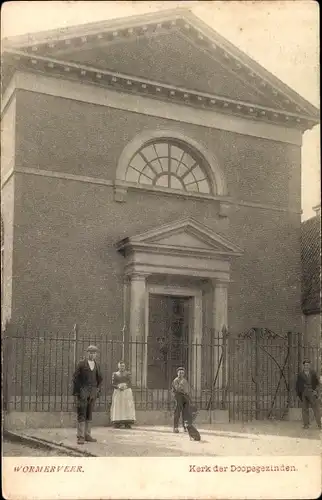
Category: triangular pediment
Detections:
[
  {"x1": 117, "y1": 218, "x2": 243, "y2": 257},
  {"x1": 3, "y1": 9, "x2": 319, "y2": 124},
  {"x1": 25, "y1": 31, "x2": 273, "y2": 108},
  {"x1": 147, "y1": 232, "x2": 215, "y2": 251}
]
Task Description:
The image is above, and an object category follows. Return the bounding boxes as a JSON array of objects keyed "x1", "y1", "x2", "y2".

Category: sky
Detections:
[{"x1": 2, "y1": 1, "x2": 320, "y2": 220}]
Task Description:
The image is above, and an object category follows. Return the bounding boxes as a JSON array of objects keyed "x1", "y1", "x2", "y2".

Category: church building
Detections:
[{"x1": 1, "y1": 10, "x2": 319, "y2": 417}]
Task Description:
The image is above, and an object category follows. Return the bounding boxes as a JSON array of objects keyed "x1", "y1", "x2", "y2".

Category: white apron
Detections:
[{"x1": 111, "y1": 388, "x2": 136, "y2": 423}]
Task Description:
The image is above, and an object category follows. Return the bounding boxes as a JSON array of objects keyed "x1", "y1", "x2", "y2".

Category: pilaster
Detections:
[
  {"x1": 212, "y1": 279, "x2": 229, "y2": 406},
  {"x1": 129, "y1": 273, "x2": 149, "y2": 387}
]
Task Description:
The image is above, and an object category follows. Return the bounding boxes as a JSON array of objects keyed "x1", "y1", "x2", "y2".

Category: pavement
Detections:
[
  {"x1": 3, "y1": 439, "x2": 75, "y2": 457},
  {"x1": 8, "y1": 421, "x2": 322, "y2": 457}
]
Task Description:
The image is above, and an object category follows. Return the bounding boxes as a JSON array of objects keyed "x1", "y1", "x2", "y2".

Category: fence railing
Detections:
[
  {"x1": 227, "y1": 328, "x2": 320, "y2": 421},
  {"x1": 2, "y1": 325, "x2": 320, "y2": 420},
  {"x1": 2, "y1": 326, "x2": 227, "y2": 413}
]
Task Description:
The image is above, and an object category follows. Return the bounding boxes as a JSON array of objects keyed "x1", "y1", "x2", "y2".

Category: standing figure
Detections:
[
  {"x1": 111, "y1": 361, "x2": 136, "y2": 429},
  {"x1": 72, "y1": 345, "x2": 103, "y2": 444},
  {"x1": 172, "y1": 367, "x2": 191, "y2": 433},
  {"x1": 296, "y1": 359, "x2": 321, "y2": 429}
]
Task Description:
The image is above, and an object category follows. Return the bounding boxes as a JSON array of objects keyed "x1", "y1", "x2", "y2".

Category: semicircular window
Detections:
[{"x1": 125, "y1": 141, "x2": 211, "y2": 194}]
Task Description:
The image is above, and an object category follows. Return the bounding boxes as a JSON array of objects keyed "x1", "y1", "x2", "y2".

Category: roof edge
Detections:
[
  {"x1": 1, "y1": 8, "x2": 190, "y2": 48},
  {"x1": 181, "y1": 10, "x2": 319, "y2": 119},
  {"x1": 2, "y1": 8, "x2": 319, "y2": 120}
]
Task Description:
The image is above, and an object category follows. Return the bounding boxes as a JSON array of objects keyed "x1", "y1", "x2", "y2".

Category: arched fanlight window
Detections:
[{"x1": 125, "y1": 141, "x2": 211, "y2": 194}]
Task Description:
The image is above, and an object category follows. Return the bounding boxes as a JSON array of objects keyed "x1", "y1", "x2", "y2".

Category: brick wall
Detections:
[
  {"x1": 8, "y1": 89, "x2": 303, "y2": 360},
  {"x1": 1, "y1": 177, "x2": 15, "y2": 327},
  {"x1": 11, "y1": 170, "x2": 302, "y2": 337},
  {"x1": 15, "y1": 90, "x2": 301, "y2": 209}
]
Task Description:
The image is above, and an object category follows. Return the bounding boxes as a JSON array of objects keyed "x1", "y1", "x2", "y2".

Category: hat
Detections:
[
  {"x1": 87, "y1": 345, "x2": 98, "y2": 352},
  {"x1": 177, "y1": 366, "x2": 185, "y2": 373},
  {"x1": 303, "y1": 359, "x2": 310, "y2": 365}
]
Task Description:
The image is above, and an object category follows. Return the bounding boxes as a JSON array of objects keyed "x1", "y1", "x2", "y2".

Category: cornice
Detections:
[
  {"x1": 119, "y1": 242, "x2": 242, "y2": 260},
  {"x1": 123, "y1": 261, "x2": 230, "y2": 280},
  {"x1": 116, "y1": 217, "x2": 243, "y2": 262},
  {"x1": 178, "y1": 30, "x2": 284, "y2": 111},
  {"x1": 2, "y1": 9, "x2": 190, "y2": 48},
  {"x1": 3, "y1": 49, "x2": 317, "y2": 131},
  {"x1": 3, "y1": 10, "x2": 319, "y2": 124},
  {"x1": 4, "y1": 71, "x2": 303, "y2": 146},
  {"x1": 126, "y1": 216, "x2": 244, "y2": 253}
]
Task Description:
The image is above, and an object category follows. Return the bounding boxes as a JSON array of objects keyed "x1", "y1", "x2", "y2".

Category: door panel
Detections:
[{"x1": 147, "y1": 294, "x2": 191, "y2": 389}]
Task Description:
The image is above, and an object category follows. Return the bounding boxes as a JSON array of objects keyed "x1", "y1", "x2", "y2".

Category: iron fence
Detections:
[
  {"x1": 2, "y1": 325, "x2": 226, "y2": 413},
  {"x1": 2, "y1": 324, "x2": 320, "y2": 421},
  {"x1": 227, "y1": 328, "x2": 320, "y2": 421}
]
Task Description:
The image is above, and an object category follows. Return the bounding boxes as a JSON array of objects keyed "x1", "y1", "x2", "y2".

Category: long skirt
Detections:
[{"x1": 111, "y1": 388, "x2": 136, "y2": 424}]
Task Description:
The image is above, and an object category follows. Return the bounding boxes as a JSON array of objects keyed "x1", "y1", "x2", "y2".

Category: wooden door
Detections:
[{"x1": 147, "y1": 294, "x2": 191, "y2": 389}]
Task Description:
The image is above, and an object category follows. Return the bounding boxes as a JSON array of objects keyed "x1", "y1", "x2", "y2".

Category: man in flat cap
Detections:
[
  {"x1": 171, "y1": 367, "x2": 192, "y2": 433},
  {"x1": 296, "y1": 359, "x2": 321, "y2": 430},
  {"x1": 72, "y1": 345, "x2": 103, "y2": 444}
]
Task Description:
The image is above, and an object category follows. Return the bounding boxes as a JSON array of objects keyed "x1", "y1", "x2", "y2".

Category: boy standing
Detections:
[{"x1": 172, "y1": 367, "x2": 191, "y2": 433}]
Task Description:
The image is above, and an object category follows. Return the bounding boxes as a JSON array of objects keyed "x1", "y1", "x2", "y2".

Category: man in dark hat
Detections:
[
  {"x1": 171, "y1": 367, "x2": 191, "y2": 433},
  {"x1": 72, "y1": 345, "x2": 103, "y2": 444},
  {"x1": 296, "y1": 359, "x2": 321, "y2": 430}
]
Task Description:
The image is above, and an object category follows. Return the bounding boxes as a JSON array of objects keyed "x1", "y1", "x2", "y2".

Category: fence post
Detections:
[
  {"x1": 2, "y1": 324, "x2": 11, "y2": 412},
  {"x1": 21, "y1": 322, "x2": 27, "y2": 412},
  {"x1": 221, "y1": 326, "x2": 228, "y2": 410},
  {"x1": 72, "y1": 323, "x2": 78, "y2": 368},
  {"x1": 287, "y1": 331, "x2": 295, "y2": 409},
  {"x1": 297, "y1": 331, "x2": 303, "y2": 373}
]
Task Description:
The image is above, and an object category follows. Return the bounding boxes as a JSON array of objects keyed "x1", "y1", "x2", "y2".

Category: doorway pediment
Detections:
[{"x1": 117, "y1": 217, "x2": 243, "y2": 258}]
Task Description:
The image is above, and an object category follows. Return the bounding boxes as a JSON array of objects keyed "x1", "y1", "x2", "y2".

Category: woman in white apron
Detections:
[{"x1": 110, "y1": 361, "x2": 136, "y2": 428}]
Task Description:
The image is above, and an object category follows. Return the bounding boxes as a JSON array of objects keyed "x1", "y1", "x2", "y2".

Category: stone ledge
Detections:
[
  {"x1": 287, "y1": 408, "x2": 302, "y2": 421},
  {"x1": 4, "y1": 409, "x2": 230, "y2": 430},
  {"x1": 208, "y1": 410, "x2": 230, "y2": 423}
]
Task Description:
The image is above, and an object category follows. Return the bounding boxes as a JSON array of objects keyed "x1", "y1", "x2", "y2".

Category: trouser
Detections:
[
  {"x1": 76, "y1": 396, "x2": 96, "y2": 438},
  {"x1": 174, "y1": 394, "x2": 191, "y2": 428},
  {"x1": 301, "y1": 391, "x2": 321, "y2": 427}
]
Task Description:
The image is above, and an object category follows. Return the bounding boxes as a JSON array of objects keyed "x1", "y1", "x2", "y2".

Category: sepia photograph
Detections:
[{"x1": 1, "y1": 1, "x2": 320, "y2": 498}]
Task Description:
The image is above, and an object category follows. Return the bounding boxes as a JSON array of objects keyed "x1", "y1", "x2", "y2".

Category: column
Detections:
[
  {"x1": 129, "y1": 273, "x2": 148, "y2": 387},
  {"x1": 212, "y1": 280, "x2": 229, "y2": 407},
  {"x1": 190, "y1": 294, "x2": 202, "y2": 395},
  {"x1": 213, "y1": 281, "x2": 228, "y2": 334},
  {"x1": 121, "y1": 277, "x2": 130, "y2": 363}
]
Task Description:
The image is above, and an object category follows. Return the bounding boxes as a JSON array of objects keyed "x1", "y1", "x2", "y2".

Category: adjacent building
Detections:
[{"x1": 301, "y1": 205, "x2": 321, "y2": 349}]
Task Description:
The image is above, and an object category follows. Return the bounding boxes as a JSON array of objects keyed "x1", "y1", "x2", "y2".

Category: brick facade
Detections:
[
  {"x1": 15, "y1": 90, "x2": 301, "y2": 210},
  {"x1": 3, "y1": 89, "x2": 302, "y2": 338}
]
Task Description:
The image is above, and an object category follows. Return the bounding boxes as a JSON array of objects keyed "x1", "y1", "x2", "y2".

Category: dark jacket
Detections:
[
  {"x1": 72, "y1": 359, "x2": 103, "y2": 398},
  {"x1": 295, "y1": 369, "x2": 320, "y2": 401}
]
